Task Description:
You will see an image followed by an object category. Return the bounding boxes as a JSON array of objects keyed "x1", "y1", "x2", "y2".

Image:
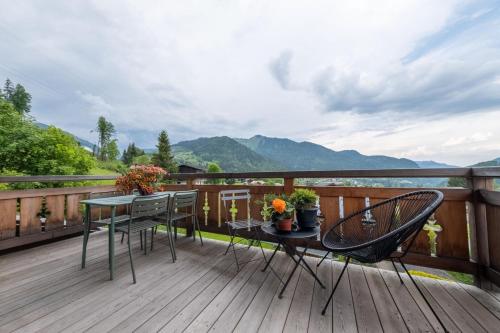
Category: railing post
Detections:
[
  {"x1": 284, "y1": 177, "x2": 294, "y2": 195},
  {"x1": 470, "y1": 171, "x2": 494, "y2": 287}
]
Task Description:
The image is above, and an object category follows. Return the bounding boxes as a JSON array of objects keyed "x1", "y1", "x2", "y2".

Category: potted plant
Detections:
[
  {"x1": 37, "y1": 199, "x2": 51, "y2": 231},
  {"x1": 263, "y1": 195, "x2": 294, "y2": 233},
  {"x1": 290, "y1": 188, "x2": 319, "y2": 229},
  {"x1": 116, "y1": 165, "x2": 167, "y2": 195}
]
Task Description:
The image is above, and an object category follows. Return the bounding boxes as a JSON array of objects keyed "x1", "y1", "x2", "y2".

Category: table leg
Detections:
[
  {"x1": 261, "y1": 242, "x2": 280, "y2": 272},
  {"x1": 109, "y1": 207, "x2": 116, "y2": 280},
  {"x1": 278, "y1": 242, "x2": 304, "y2": 298},
  {"x1": 283, "y1": 242, "x2": 325, "y2": 289},
  {"x1": 81, "y1": 204, "x2": 91, "y2": 269}
]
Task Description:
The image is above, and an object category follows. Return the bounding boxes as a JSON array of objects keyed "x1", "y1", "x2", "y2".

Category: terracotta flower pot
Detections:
[{"x1": 275, "y1": 218, "x2": 293, "y2": 233}]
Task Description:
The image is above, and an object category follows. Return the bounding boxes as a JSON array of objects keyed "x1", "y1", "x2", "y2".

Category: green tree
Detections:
[
  {"x1": 3, "y1": 79, "x2": 14, "y2": 100},
  {"x1": 96, "y1": 116, "x2": 115, "y2": 161},
  {"x1": 132, "y1": 154, "x2": 151, "y2": 165},
  {"x1": 0, "y1": 102, "x2": 95, "y2": 175},
  {"x1": 106, "y1": 139, "x2": 120, "y2": 161},
  {"x1": 2, "y1": 79, "x2": 32, "y2": 115},
  {"x1": 206, "y1": 162, "x2": 223, "y2": 184},
  {"x1": 121, "y1": 143, "x2": 145, "y2": 166},
  {"x1": 151, "y1": 130, "x2": 177, "y2": 172}
]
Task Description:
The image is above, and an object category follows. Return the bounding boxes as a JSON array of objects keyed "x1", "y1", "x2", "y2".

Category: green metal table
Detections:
[{"x1": 80, "y1": 191, "x2": 176, "y2": 280}]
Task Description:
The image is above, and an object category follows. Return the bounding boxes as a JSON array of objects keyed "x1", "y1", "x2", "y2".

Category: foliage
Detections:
[
  {"x1": 289, "y1": 188, "x2": 318, "y2": 208},
  {"x1": 259, "y1": 193, "x2": 294, "y2": 221},
  {"x1": 106, "y1": 139, "x2": 120, "y2": 161},
  {"x1": 133, "y1": 154, "x2": 152, "y2": 165},
  {"x1": 96, "y1": 116, "x2": 116, "y2": 161},
  {"x1": 151, "y1": 130, "x2": 177, "y2": 172},
  {"x1": 447, "y1": 177, "x2": 466, "y2": 188},
  {"x1": 269, "y1": 198, "x2": 294, "y2": 220},
  {"x1": 37, "y1": 198, "x2": 51, "y2": 218},
  {"x1": 121, "y1": 143, "x2": 145, "y2": 166},
  {"x1": 2, "y1": 78, "x2": 31, "y2": 114},
  {"x1": 94, "y1": 160, "x2": 127, "y2": 174},
  {"x1": 174, "y1": 136, "x2": 283, "y2": 172},
  {"x1": 115, "y1": 165, "x2": 167, "y2": 195},
  {"x1": 205, "y1": 162, "x2": 223, "y2": 184},
  {"x1": 0, "y1": 103, "x2": 95, "y2": 175}
]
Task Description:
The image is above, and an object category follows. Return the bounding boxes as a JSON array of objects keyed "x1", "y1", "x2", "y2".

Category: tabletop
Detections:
[
  {"x1": 80, "y1": 191, "x2": 177, "y2": 207},
  {"x1": 261, "y1": 222, "x2": 320, "y2": 239}
]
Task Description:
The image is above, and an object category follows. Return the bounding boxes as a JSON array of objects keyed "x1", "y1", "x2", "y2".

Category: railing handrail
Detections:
[{"x1": 1, "y1": 166, "x2": 499, "y2": 183}]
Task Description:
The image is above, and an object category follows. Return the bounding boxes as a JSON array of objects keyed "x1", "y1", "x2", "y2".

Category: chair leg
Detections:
[
  {"x1": 192, "y1": 216, "x2": 196, "y2": 241},
  {"x1": 195, "y1": 216, "x2": 203, "y2": 246},
  {"x1": 144, "y1": 230, "x2": 148, "y2": 255},
  {"x1": 398, "y1": 259, "x2": 448, "y2": 332},
  {"x1": 127, "y1": 230, "x2": 136, "y2": 284},
  {"x1": 225, "y1": 232, "x2": 236, "y2": 255},
  {"x1": 120, "y1": 232, "x2": 125, "y2": 244},
  {"x1": 391, "y1": 259, "x2": 404, "y2": 284},
  {"x1": 167, "y1": 223, "x2": 176, "y2": 262},
  {"x1": 322, "y1": 257, "x2": 350, "y2": 315},
  {"x1": 150, "y1": 228, "x2": 154, "y2": 251},
  {"x1": 140, "y1": 230, "x2": 143, "y2": 250},
  {"x1": 317, "y1": 251, "x2": 330, "y2": 267}
]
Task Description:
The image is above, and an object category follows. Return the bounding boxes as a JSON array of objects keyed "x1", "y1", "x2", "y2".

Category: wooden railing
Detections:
[{"x1": 0, "y1": 167, "x2": 499, "y2": 287}]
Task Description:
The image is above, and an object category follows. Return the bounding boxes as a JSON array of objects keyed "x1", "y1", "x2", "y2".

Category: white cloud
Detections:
[{"x1": 0, "y1": 0, "x2": 499, "y2": 165}]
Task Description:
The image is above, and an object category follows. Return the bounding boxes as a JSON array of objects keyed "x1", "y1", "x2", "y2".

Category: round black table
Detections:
[{"x1": 261, "y1": 222, "x2": 325, "y2": 298}]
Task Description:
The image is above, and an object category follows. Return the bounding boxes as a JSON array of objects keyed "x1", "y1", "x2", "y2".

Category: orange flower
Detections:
[{"x1": 272, "y1": 198, "x2": 286, "y2": 214}]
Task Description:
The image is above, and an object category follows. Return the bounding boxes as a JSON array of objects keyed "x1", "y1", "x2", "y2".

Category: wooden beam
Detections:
[
  {"x1": 0, "y1": 175, "x2": 117, "y2": 183},
  {"x1": 0, "y1": 185, "x2": 116, "y2": 200},
  {"x1": 0, "y1": 225, "x2": 83, "y2": 251},
  {"x1": 165, "y1": 168, "x2": 473, "y2": 180},
  {"x1": 284, "y1": 178, "x2": 294, "y2": 195},
  {"x1": 470, "y1": 176, "x2": 495, "y2": 287}
]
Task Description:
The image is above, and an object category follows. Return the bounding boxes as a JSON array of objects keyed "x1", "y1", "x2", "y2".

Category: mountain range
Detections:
[
  {"x1": 37, "y1": 122, "x2": 498, "y2": 173},
  {"x1": 173, "y1": 135, "x2": 426, "y2": 172}
]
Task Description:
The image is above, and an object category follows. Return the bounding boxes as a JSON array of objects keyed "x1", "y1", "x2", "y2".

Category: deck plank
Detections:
[
  {"x1": 233, "y1": 253, "x2": 293, "y2": 333},
  {"x1": 440, "y1": 279, "x2": 500, "y2": 331},
  {"x1": 183, "y1": 251, "x2": 263, "y2": 332},
  {"x1": 307, "y1": 258, "x2": 333, "y2": 333},
  {"x1": 419, "y1": 276, "x2": 486, "y2": 333},
  {"x1": 283, "y1": 257, "x2": 317, "y2": 333},
  {"x1": 362, "y1": 266, "x2": 408, "y2": 332},
  {"x1": 258, "y1": 267, "x2": 303, "y2": 332},
  {"x1": 210, "y1": 253, "x2": 288, "y2": 332},
  {"x1": 348, "y1": 264, "x2": 383, "y2": 333},
  {"x1": 331, "y1": 260, "x2": 357, "y2": 333},
  {"x1": 379, "y1": 268, "x2": 435, "y2": 332},
  {"x1": 0, "y1": 232, "x2": 499, "y2": 333}
]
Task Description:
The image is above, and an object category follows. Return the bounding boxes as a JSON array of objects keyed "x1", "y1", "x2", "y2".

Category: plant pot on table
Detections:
[
  {"x1": 274, "y1": 218, "x2": 293, "y2": 233},
  {"x1": 296, "y1": 207, "x2": 318, "y2": 229}
]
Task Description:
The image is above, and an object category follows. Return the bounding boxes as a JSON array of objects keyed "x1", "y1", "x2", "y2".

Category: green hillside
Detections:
[
  {"x1": 235, "y1": 135, "x2": 419, "y2": 170},
  {"x1": 172, "y1": 136, "x2": 285, "y2": 172}
]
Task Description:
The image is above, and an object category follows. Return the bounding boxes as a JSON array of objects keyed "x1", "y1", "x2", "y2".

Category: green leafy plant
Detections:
[
  {"x1": 289, "y1": 188, "x2": 318, "y2": 209},
  {"x1": 37, "y1": 199, "x2": 51, "y2": 219},
  {"x1": 258, "y1": 193, "x2": 294, "y2": 221}
]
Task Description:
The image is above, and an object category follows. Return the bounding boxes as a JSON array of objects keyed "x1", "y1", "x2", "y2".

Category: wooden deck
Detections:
[{"x1": 1, "y1": 231, "x2": 500, "y2": 333}]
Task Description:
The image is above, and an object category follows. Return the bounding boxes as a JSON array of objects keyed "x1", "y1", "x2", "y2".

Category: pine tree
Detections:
[
  {"x1": 2, "y1": 79, "x2": 31, "y2": 115},
  {"x1": 151, "y1": 130, "x2": 177, "y2": 172},
  {"x1": 121, "y1": 143, "x2": 144, "y2": 166},
  {"x1": 96, "y1": 116, "x2": 115, "y2": 161}
]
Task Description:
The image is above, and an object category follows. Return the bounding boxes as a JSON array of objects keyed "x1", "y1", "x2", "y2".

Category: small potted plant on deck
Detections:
[
  {"x1": 290, "y1": 188, "x2": 319, "y2": 229},
  {"x1": 37, "y1": 199, "x2": 51, "y2": 232},
  {"x1": 116, "y1": 165, "x2": 167, "y2": 195}
]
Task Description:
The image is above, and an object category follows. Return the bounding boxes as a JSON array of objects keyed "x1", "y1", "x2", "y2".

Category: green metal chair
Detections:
[
  {"x1": 88, "y1": 191, "x2": 130, "y2": 242},
  {"x1": 115, "y1": 194, "x2": 174, "y2": 283}
]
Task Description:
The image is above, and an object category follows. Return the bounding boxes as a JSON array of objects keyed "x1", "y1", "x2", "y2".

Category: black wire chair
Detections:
[{"x1": 320, "y1": 190, "x2": 446, "y2": 331}]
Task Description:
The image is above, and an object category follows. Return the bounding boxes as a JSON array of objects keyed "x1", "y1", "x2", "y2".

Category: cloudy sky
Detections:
[{"x1": 1, "y1": 0, "x2": 499, "y2": 166}]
